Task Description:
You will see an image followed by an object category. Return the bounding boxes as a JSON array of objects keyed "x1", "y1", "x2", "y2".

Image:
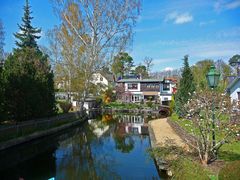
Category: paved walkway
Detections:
[{"x1": 148, "y1": 118, "x2": 187, "y2": 148}]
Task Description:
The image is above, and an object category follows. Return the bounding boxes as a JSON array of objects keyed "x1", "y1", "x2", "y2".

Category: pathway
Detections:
[{"x1": 148, "y1": 118, "x2": 187, "y2": 148}]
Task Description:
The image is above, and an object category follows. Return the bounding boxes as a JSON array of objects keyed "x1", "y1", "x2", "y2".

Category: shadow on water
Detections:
[{"x1": 0, "y1": 111, "x2": 167, "y2": 179}]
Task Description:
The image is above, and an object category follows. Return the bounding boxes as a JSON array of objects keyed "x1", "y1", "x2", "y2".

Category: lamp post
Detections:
[{"x1": 206, "y1": 65, "x2": 220, "y2": 157}]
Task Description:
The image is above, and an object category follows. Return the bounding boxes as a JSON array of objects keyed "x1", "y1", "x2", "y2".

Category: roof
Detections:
[
  {"x1": 227, "y1": 76, "x2": 240, "y2": 90},
  {"x1": 164, "y1": 77, "x2": 178, "y2": 83},
  {"x1": 117, "y1": 78, "x2": 164, "y2": 83},
  {"x1": 93, "y1": 72, "x2": 114, "y2": 83}
]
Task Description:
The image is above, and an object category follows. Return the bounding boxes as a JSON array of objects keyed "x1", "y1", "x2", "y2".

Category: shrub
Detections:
[
  {"x1": 218, "y1": 160, "x2": 240, "y2": 180},
  {"x1": 59, "y1": 101, "x2": 72, "y2": 113},
  {"x1": 169, "y1": 95, "x2": 175, "y2": 114},
  {"x1": 146, "y1": 101, "x2": 153, "y2": 108}
]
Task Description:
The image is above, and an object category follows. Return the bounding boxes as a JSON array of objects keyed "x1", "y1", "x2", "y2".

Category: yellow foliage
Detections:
[{"x1": 102, "y1": 114, "x2": 113, "y2": 123}]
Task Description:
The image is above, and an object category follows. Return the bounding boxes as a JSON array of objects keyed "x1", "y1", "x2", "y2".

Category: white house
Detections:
[
  {"x1": 91, "y1": 73, "x2": 109, "y2": 89},
  {"x1": 227, "y1": 77, "x2": 240, "y2": 102},
  {"x1": 160, "y1": 78, "x2": 177, "y2": 105},
  {"x1": 116, "y1": 77, "x2": 177, "y2": 105}
]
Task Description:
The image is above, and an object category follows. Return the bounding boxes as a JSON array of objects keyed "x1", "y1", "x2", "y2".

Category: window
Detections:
[
  {"x1": 163, "y1": 83, "x2": 170, "y2": 91},
  {"x1": 128, "y1": 83, "x2": 138, "y2": 90},
  {"x1": 238, "y1": 92, "x2": 240, "y2": 101},
  {"x1": 146, "y1": 83, "x2": 157, "y2": 88},
  {"x1": 100, "y1": 77, "x2": 103, "y2": 81},
  {"x1": 131, "y1": 94, "x2": 141, "y2": 102}
]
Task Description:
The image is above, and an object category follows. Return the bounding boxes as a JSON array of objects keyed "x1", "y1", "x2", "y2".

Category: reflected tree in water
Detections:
[{"x1": 113, "y1": 123, "x2": 134, "y2": 153}]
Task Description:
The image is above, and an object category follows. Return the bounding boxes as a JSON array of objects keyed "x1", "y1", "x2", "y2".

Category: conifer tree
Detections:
[
  {"x1": 175, "y1": 55, "x2": 195, "y2": 116},
  {"x1": 3, "y1": 0, "x2": 56, "y2": 121},
  {"x1": 14, "y1": 0, "x2": 41, "y2": 49},
  {"x1": 0, "y1": 19, "x2": 5, "y2": 120},
  {"x1": 0, "y1": 19, "x2": 4, "y2": 61}
]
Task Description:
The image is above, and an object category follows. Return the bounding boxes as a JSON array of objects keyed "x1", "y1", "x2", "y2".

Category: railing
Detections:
[{"x1": 0, "y1": 112, "x2": 84, "y2": 143}]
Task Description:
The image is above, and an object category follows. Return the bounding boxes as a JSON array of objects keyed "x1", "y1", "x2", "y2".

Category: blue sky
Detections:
[{"x1": 0, "y1": 0, "x2": 240, "y2": 71}]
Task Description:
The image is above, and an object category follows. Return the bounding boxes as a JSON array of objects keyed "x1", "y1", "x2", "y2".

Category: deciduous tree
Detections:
[
  {"x1": 182, "y1": 91, "x2": 240, "y2": 165},
  {"x1": 192, "y1": 59, "x2": 213, "y2": 90},
  {"x1": 135, "y1": 64, "x2": 148, "y2": 78},
  {"x1": 143, "y1": 56, "x2": 153, "y2": 75},
  {"x1": 51, "y1": 0, "x2": 141, "y2": 108},
  {"x1": 112, "y1": 52, "x2": 134, "y2": 79}
]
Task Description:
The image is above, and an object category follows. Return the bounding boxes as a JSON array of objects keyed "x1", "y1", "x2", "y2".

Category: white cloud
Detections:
[
  {"x1": 225, "y1": 0, "x2": 240, "y2": 9},
  {"x1": 214, "y1": 0, "x2": 240, "y2": 12},
  {"x1": 216, "y1": 27, "x2": 240, "y2": 38},
  {"x1": 165, "y1": 12, "x2": 193, "y2": 24},
  {"x1": 162, "y1": 40, "x2": 240, "y2": 59},
  {"x1": 164, "y1": 67, "x2": 174, "y2": 71}
]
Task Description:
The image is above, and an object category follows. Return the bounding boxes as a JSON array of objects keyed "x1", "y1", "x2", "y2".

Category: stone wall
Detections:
[{"x1": 167, "y1": 118, "x2": 197, "y2": 146}]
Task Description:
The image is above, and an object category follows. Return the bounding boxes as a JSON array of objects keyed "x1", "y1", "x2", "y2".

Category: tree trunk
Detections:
[{"x1": 201, "y1": 152, "x2": 209, "y2": 166}]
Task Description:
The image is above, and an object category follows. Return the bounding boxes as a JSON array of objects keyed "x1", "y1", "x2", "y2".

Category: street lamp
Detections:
[
  {"x1": 206, "y1": 65, "x2": 220, "y2": 158},
  {"x1": 206, "y1": 65, "x2": 220, "y2": 88}
]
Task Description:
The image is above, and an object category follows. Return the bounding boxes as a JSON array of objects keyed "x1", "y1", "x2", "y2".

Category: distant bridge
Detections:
[{"x1": 158, "y1": 105, "x2": 171, "y2": 117}]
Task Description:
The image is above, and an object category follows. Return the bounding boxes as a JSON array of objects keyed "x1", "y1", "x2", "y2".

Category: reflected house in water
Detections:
[
  {"x1": 88, "y1": 119, "x2": 110, "y2": 138},
  {"x1": 116, "y1": 115, "x2": 148, "y2": 135}
]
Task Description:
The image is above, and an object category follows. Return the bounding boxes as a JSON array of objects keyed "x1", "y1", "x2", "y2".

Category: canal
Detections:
[{"x1": 0, "y1": 112, "x2": 167, "y2": 179}]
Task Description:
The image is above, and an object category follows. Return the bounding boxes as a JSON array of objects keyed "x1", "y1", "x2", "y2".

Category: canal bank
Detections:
[
  {"x1": 148, "y1": 118, "x2": 188, "y2": 175},
  {"x1": 0, "y1": 111, "x2": 87, "y2": 151}
]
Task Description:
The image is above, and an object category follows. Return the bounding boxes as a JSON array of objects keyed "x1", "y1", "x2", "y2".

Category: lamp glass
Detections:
[{"x1": 206, "y1": 65, "x2": 220, "y2": 88}]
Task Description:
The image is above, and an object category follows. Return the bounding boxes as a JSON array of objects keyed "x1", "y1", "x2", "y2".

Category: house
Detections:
[
  {"x1": 116, "y1": 77, "x2": 177, "y2": 105},
  {"x1": 160, "y1": 77, "x2": 177, "y2": 105},
  {"x1": 226, "y1": 76, "x2": 240, "y2": 102},
  {"x1": 92, "y1": 73, "x2": 109, "y2": 88},
  {"x1": 117, "y1": 78, "x2": 161, "y2": 103}
]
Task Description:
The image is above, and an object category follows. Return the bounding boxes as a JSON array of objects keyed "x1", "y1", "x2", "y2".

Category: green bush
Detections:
[
  {"x1": 170, "y1": 112, "x2": 179, "y2": 121},
  {"x1": 169, "y1": 95, "x2": 175, "y2": 114},
  {"x1": 146, "y1": 101, "x2": 153, "y2": 108},
  {"x1": 59, "y1": 101, "x2": 72, "y2": 113},
  {"x1": 218, "y1": 160, "x2": 240, "y2": 180}
]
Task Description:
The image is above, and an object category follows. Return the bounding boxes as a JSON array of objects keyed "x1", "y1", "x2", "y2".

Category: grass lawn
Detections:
[
  {"x1": 170, "y1": 113, "x2": 240, "y2": 162},
  {"x1": 166, "y1": 113, "x2": 240, "y2": 179}
]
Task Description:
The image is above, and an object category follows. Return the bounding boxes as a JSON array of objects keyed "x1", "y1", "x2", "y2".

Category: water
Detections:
[{"x1": 0, "y1": 112, "x2": 167, "y2": 180}]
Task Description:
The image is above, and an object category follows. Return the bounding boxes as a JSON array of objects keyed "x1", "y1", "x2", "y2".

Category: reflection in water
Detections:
[{"x1": 0, "y1": 113, "x2": 163, "y2": 179}]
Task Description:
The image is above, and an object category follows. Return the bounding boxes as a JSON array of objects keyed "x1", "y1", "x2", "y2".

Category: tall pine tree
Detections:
[
  {"x1": 3, "y1": 0, "x2": 56, "y2": 121},
  {"x1": 175, "y1": 55, "x2": 195, "y2": 116},
  {"x1": 0, "y1": 19, "x2": 5, "y2": 121},
  {"x1": 14, "y1": 0, "x2": 41, "y2": 49}
]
